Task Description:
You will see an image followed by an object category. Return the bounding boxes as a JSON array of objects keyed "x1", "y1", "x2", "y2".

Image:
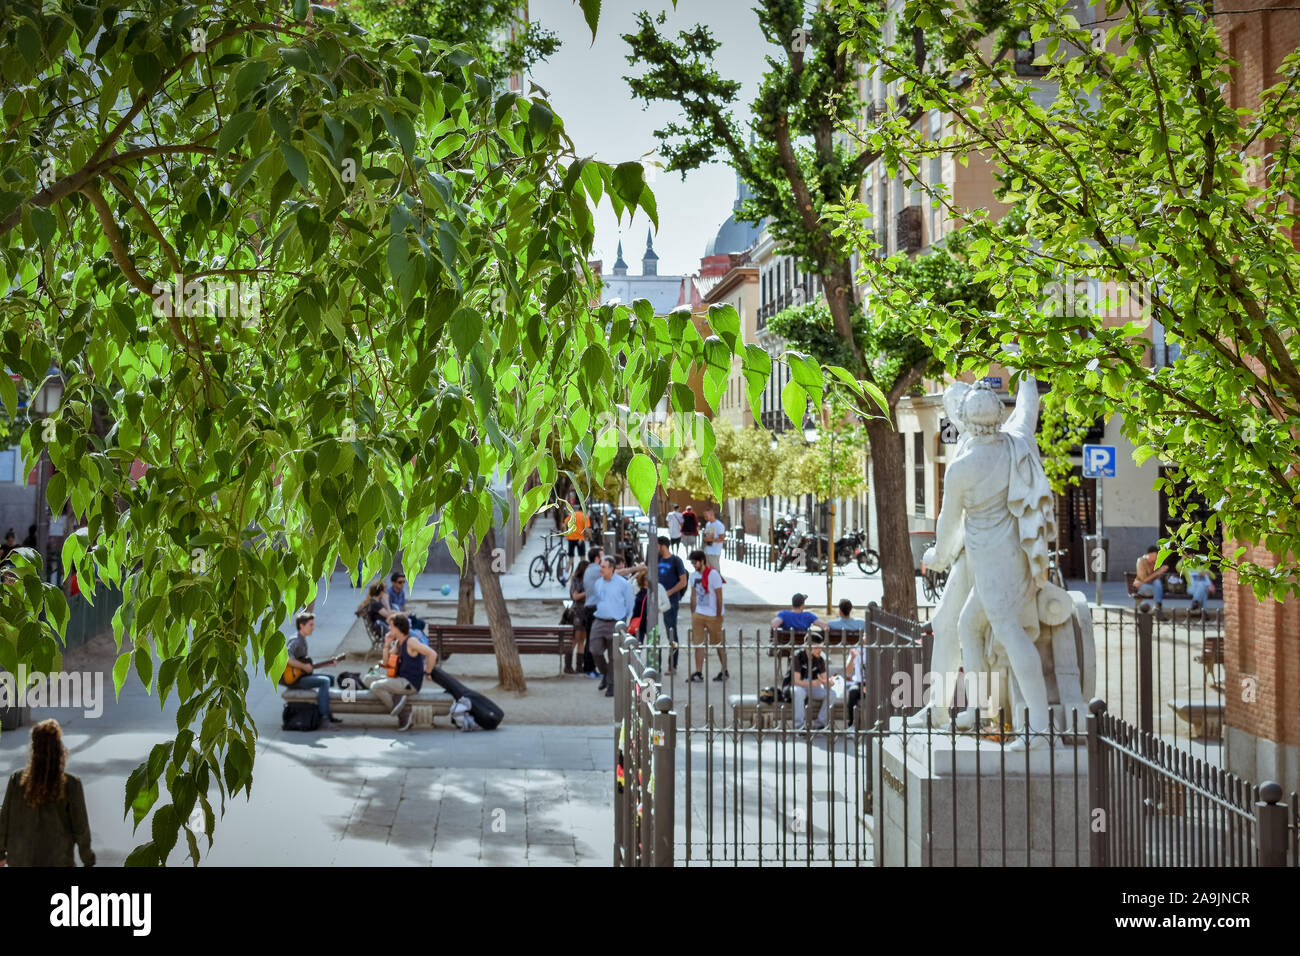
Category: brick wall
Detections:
[
  {"x1": 1223, "y1": 542, "x2": 1300, "y2": 751},
  {"x1": 1215, "y1": 4, "x2": 1300, "y2": 774}
]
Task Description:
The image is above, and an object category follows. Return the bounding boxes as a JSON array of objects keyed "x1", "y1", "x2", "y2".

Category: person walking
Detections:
[
  {"x1": 564, "y1": 503, "x2": 590, "y2": 563},
  {"x1": 701, "y1": 507, "x2": 726, "y2": 571},
  {"x1": 655, "y1": 536, "x2": 688, "y2": 674},
  {"x1": 568, "y1": 555, "x2": 592, "y2": 675},
  {"x1": 680, "y1": 505, "x2": 698, "y2": 553},
  {"x1": 588, "y1": 556, "x2": 635, "y2": 698},
  {"x1": 573, "y1": 546, "x2": 605, "y2": 678},
  {"x1": 0, "y1": 719, "x2": 95, "y2": 866},
  {"x1": 666, "y1": 504, "x2": 683, "y2": 553},
  {"x1": 687, "y1": 549, "x2": 728, "y2": 682}
]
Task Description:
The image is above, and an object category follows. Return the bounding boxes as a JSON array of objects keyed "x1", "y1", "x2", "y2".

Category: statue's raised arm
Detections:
[{"x1": 1001, "y1": 374, "x2": 1040, "y2": 447}]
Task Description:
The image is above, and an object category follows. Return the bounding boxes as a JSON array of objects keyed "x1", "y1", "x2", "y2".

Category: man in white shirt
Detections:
[
  {"x1": 701, "y1": 507, "x2": 726, "y2": 571},
  {"x1": 666, "y1": 504, "x2": 684, "y2": 553},
  {"x1": 687, "y1": 550, "x2": 728, "y2": 682}
]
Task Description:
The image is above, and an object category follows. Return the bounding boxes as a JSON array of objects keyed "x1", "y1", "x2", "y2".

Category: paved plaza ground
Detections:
[{"x1": 0, "y1": 524, "x2": 1224, "y2": 866}]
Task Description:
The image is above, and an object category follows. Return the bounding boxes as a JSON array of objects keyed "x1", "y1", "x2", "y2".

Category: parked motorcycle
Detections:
[
  {"x1": 778, "y1": 531, "x2": 829, "y2": 572},
  {"x1": 838, "y1": 528, "x2": 880, "y2": 575},
  {"x1": 772, "y1": 512, "x2": 799, "y2": 550}
]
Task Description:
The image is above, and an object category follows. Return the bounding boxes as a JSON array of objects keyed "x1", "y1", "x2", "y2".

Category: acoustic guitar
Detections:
[{"x1": 282, "y1": 654, "x2": 345, "y2": 685}]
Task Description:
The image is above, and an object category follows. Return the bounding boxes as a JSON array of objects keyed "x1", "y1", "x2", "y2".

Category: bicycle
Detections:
[
  {"x1": 528, "y1": 533, "x2": 573, "y2": 589},
  {"x1": 921, "y1": 566, "x2": 948, "y2": 602},
  {"x1": 1047, "y1": 548, "x2": 1067, "y2": 589}
]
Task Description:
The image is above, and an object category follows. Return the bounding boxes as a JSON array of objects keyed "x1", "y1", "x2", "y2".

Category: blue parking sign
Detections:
[{"x1": 1082, "y1": 444, "x2": 1116, "y2": 478}]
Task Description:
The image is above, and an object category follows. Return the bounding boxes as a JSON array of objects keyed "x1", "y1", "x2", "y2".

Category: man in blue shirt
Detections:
[
  {"x1": 656, "y1": 536, "x2": 688, "y2": 673},
  {"x1": 588, "y1": 557, "x2": 635, "y2": 698},
  {"x1": 387, "y1": 572, "x2": 426, "y2": 633},
  {"x1": 826, "y1": 598, "x2": 863, "y2": 633},
  {"x1": 771, "y1": 593, "x2": 827, "y2": 634}
]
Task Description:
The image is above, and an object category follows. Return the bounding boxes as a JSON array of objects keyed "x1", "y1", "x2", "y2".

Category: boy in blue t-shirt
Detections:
[{"x1": 771, "y1": 593, "x2": 828, "y2": 633}]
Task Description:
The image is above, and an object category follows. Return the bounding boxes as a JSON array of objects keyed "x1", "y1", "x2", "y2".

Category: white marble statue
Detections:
[{"x1": 916, "y1": 375, "x2": 1060, "y2": 747}]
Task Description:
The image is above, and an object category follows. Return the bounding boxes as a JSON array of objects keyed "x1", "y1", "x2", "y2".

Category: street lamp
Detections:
[{"x1": 31, "y1": 371, "x2": 63, "y2": 584}]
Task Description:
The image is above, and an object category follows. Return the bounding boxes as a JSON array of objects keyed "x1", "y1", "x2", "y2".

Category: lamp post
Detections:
[
  {"x1": 31, "y1": 371, "x2": 63, "y2": 584},
  {"x1": 804, "y1": 420, "x2": 835, "y2": 614}
]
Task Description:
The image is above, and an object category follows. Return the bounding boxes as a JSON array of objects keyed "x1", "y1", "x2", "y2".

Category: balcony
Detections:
[{"x1": 896, "y1": 204, "x2": 923, "y2": 254}]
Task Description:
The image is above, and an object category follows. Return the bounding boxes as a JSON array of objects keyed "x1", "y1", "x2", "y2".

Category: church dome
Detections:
[{"x1": 704, "y1": 172, "x2": 761, "y2": 257}]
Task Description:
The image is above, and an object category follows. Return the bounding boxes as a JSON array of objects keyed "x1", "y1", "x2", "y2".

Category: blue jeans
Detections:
[
  {"x1": 1187, "y1": 573, "x2": 1212, "y2": 606},
  {"x1": 1138, "y1": 577, "x2": 1164, "y2": 603},
  {"x1": 663, "y1": 600, "x2": 680, "y2": 668},
  {"x1": 292, "y1": 674, "x2": 332, "y2": 717}
]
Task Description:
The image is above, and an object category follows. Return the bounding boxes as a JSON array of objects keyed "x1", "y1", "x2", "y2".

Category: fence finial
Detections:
[
  {"x1": 1089, "y1": 698, "x2": 1107, "y2": 715},
  {"x1": 1260, "y1": 781, "x2": 1282, "y2": 804}
]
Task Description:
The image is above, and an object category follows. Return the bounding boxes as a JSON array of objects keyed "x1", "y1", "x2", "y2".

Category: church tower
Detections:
[
  {"x1": 642, "y1": 227, "x2": 659, "y2": 276},
  {"x1": 612, "y1": 240, "x2": 628, "y2": 276}
]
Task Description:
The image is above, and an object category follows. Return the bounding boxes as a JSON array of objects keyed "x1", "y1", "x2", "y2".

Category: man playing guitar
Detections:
[{"x1": 284, "y1": 612, "x2": 343, "y2": 724}]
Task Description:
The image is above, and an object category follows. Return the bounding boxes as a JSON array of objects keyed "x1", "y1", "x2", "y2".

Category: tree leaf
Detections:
[{"x1": 626, "y1": 453, "x2": 658, "y2": 512}]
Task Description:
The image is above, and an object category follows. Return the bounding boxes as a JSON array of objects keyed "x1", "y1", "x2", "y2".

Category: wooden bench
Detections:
[
  {"x1": 421, "y1": 625, "x2": 576, "y2": 673},
  {"x1": 729, "y1": 692, "x2": 850, "y2": 730},
  {"x1": 1124, "y1": 571, "x2": 1193, "y2": 602},
  {"x1": 1193, "y1": 635, "x2": 1224, "y2": 688},
  {"x1": 767, "y1": 627, "x2": 864, "y2": 658},
  {"x1": 1167, "y1": 698, "x2": 1224, "y2": 740},
  {"x1": 282, "y1": 686, "x2": 455, "y2": 727}
]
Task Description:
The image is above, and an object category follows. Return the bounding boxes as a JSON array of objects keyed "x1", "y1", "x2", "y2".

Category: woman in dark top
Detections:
[
  {"x1": 0, "y1": 719, "x2": 95, "y2": 867},
  {"x1": 631, "y1": 569, "x2": 650, "y2": 641},
  {"x1": 568, "y1": 558, "x2": 591, "y2": 675}
]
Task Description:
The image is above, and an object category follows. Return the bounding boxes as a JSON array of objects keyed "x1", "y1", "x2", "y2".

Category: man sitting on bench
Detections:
[
  {"x1": 1134, "y1": 546, "x2": 1173, "y2": 621},
  {"x1": 367, "y1": 614, "x2": 439, "y2": 731},
  {"x1": 286, "y1": 613, "x2": 342, "y2": 724},
  {"x1": 771, "y1": 593, "x2": 828, "y2": 634}
]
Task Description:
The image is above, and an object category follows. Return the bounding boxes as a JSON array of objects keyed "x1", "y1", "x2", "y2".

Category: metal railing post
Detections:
[
  {"x1": 652, "y1": 692, "x2": 676, "y2": 866},
  {"x1": 1256, "y1": 782, "x2": 1288, "y2": 867},
  {"x1": 1086, "y1": 698, "x2": 1110, "y2": 867},
  {"x1": 1136, "y1": 609, "x2": 1153, "y2": 736},
  {"x1": 614, "y1": 639, "x2": 626, "y2": 866}
]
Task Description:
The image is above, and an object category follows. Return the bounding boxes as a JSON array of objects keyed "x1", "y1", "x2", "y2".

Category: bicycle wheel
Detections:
[
  {"x1": 857, "y1": 549, "x2": 880, "y2": 575},
  {"x1": 528, "y1": 554, "x2": 548, "y2": 588},
  {"x1": 932, "y1": 571, "x2": 947, "y2": 599},
  {"x1": 922, "y1": 573, "x2": 937, "y2": 602},
  {"x1": 555, "y1": 551, "x2": 573, "y2": 586}
]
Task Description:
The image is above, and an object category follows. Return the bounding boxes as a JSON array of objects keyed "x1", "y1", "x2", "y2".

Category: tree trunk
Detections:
[
  {"x1": 865, "y1": 416, "x2": 918, "y2": 620},
  {"x1": 456, "y1": 534, "x2": 476, "y2": 625},
  {"x1": 472, "y1": 526, "x2": 525, "y2": 691}
]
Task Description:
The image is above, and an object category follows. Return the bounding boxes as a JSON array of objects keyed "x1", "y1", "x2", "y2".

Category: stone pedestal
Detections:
[{"x1": 870, "y1": 720, "x2": 1090, "y2": 866}]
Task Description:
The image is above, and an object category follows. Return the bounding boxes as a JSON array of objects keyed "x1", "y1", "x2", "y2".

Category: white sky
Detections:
[{"x1": 528, "y1": 0, "x2": 774, "y2": 277}]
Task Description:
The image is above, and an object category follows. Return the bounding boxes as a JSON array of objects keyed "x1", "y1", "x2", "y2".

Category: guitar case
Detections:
[{"x1": 428, "y1": 667, "x2": 504, "y2": 730}]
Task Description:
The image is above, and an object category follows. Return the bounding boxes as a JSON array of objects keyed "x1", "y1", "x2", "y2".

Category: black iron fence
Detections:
[
  {"x1": 614, "y1": 607, "x2": 1289, "y2": 867},
  {"x1": 1088, "y1": 700, "x2": 1291, "y2": 866},
  {"x1": 613, "y1": 633, "x2": 676, "y2": 867}
]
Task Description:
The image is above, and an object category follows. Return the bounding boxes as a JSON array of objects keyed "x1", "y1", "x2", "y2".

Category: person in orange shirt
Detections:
[{"x1": 565, "y1": 504, "x2": 590, "y2": 562}]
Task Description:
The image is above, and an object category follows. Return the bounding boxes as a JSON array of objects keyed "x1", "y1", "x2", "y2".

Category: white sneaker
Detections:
[
  {"x1": 389, "y1": 697, "x2": 407, "y2": 716},
  {"x1": 397, "y1": 710, "x2": 414, "y2": 731},
  {"x1": 1006, "y1": 733, "x2": 1048, "y2": 752}
]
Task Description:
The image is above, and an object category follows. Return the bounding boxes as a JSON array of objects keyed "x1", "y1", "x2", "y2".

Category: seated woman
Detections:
[{"x1": 355, "y1": 582, "x2": 392, "y2": 633}]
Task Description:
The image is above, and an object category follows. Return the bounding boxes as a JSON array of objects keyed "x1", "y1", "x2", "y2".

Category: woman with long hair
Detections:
[
  {"x1": 568, "y1": 556, "x2": 590, "y2": 675},
  {"x1": 0, "y1": 719, "x2": 95, "y2": 866}
]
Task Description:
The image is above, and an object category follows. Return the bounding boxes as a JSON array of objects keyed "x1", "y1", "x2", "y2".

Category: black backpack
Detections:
[{"x1": 282, "y1": 702, "x2": 321, "y2": 731}]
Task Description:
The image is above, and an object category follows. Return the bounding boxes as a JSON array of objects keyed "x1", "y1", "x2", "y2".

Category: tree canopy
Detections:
[
  {"x1": 0, "y1": 0, "x2": 764, "y2": 863},
  {"x1": 836, "y1": 0, "x2": 1300, "y2": 598}
]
